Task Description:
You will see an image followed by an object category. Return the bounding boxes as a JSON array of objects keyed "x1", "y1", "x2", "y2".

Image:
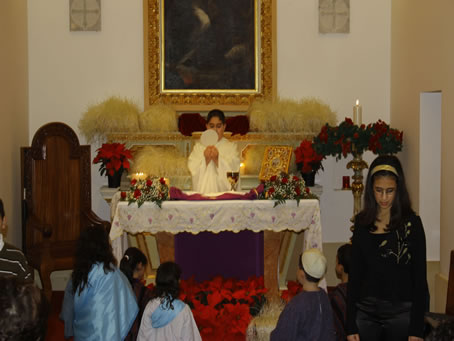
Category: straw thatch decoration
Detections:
[
  {"x1": 139, "y1": 104, "x2": 178, "y2": 132},
  {"x1": 130, "y1": 146, "x2": 190, "y2": 177},
  {"x1": 78, "y1": 96, "x2": 140, "y2": 143},
  {"x1": 242, "y1": 145, "x2": 267, "y2": 175},
  {"x1": 246, "y1": 299, "x2": 285, "y2": 341},
  {"x1": 248, "y1": 97, "x2": 337, "y2": 134}
]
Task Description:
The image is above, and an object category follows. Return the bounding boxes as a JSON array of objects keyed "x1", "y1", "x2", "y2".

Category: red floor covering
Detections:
[
  {"x1": 45, "y1": 291, "x2": 70, "y2": 341},
  {"x1": 44, "y1": 292, "x2": 245, "y2": 341}
]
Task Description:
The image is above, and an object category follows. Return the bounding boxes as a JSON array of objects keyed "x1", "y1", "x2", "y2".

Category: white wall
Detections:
[
  {"x1": 391, "y1": 0, "x2": 453, "y2": 276},
  {"x1": 28, "y1": 0, "x2": 144, "y2": 219},
  {"x1": 419, "y1": 92, "x2": 441, "y2": 261},
  {"x1": 277, "y1": 0, "x2": 391, "y2": 241},
  {"x1": 28, "y1": 0, "x2": 391, "y2": 242}
]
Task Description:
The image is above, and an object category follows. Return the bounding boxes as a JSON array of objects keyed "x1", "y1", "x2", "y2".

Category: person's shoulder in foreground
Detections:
[{"x1": 0, "y1": 198, "x2": 33, "y2": 283}]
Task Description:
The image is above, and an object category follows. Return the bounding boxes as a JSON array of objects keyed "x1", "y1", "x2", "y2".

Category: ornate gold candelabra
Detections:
[{"x1": 346, "y1": 152, "x2": 368, "y2": 231}]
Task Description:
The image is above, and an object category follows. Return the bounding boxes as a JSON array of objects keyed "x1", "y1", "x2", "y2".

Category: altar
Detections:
[{"x1": 110, "y1": 197, "x2": 322, "y2": 295}]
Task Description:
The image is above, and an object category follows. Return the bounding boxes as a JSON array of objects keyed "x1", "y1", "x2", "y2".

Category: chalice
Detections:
[{"x1": 226, "y1": 171, "x2": 240, "y2": 191}]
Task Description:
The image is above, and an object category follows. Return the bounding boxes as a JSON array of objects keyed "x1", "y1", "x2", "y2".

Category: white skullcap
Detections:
[{"x1": 301, "y1": 248, "x2": 327, "y2": 279}]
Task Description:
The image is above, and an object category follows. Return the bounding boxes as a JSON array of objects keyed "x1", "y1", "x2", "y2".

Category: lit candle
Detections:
[
  {"x1": 134, "y1": 172, "x2": 146, "y2": 180},
  {"x1": 353, "y1": 99, "x2": 362, "y2": 125}
]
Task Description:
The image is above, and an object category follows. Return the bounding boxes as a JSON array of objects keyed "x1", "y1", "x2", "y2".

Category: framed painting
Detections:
[
  {"x1": 259, "y1": 146, "x2": 293, "y2": 181},
  {"x1": 143, "y1": 0, "x2": 275, "y2": 111}
]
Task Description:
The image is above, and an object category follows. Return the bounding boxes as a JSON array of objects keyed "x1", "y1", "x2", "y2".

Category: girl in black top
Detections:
[{"x1": 346, "y1": 155, "x2": 428, "y2": 341}]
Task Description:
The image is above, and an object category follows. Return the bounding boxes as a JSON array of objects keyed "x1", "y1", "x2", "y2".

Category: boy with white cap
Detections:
[{"x1": 270, "y1": 248, "x2": 336, "y2": 341}]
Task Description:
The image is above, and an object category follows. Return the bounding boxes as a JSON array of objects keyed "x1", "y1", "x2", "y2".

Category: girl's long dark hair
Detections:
[
  {"x1": 356, "y1": 155, "x2": 414, "y2": 232},
  {"x1": 72, "y1": 225, "x2": 116, "y2": 295},
  {"x1": 119, "y1": 247, "x2": 148, "y2": 285},
  {"x1": 151, "y1": 262, "x2": 181, "y2": 309}
]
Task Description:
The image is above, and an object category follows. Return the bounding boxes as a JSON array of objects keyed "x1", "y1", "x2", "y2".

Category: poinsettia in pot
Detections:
[
  {"x1": 312, "y1": 118, "x2": 403, "y2": 159},
  {"x1": 93, "y1": 143, "x2": 133, "y2": 188},
  {"x1": 294, "y1": 139, "x2": 324, "y2": 186}
]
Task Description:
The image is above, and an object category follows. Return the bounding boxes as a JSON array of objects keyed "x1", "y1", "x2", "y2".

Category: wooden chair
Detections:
[{"x1": 21, "y1": 122, "x2": 109, "y2": 300}]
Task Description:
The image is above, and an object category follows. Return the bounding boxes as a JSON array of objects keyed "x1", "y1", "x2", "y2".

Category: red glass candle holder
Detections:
[{"x1": 342, "y1": 176, "x2": 350, "y2": 189}]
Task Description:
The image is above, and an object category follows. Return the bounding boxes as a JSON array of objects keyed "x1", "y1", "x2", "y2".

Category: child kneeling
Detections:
[
  {"x1": 137, "y1": 262, "x2": 201, "y2": 341},
  {"x1": 271, "y1": 248, "x2": 336, "y2": 341}
]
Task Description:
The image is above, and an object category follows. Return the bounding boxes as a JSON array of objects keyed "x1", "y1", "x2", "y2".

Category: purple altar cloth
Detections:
[
  {"x1": 169, "y1": 185, "x2": 264, "y2": 201},
  {"x1": 170, "y1": 186, "x2": 266, "y2": 281},
  {"x1": 175, "y1": 230, "x2": 264, "y2": 282}
]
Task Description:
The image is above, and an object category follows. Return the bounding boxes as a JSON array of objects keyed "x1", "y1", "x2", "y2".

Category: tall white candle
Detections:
[{"x1": 353, "y1": 99, "x2": 362, "y2": 125}]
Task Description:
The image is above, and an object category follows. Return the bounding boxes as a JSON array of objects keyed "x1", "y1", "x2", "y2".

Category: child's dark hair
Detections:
[
  {"x1": 206, "y1": 109, "x2": 226, "y2": 124},
  {"x1": 119, "y1": 247, "x2": 148, "y2": 285},
  {"x1": 151, "y1": 262, "x2": 181, "y2": 309},
  {"x1": 425, "y1": 318, "x2": 454, "y2": 341},
  {"x1": 337, "y1": 243, "x2": 352, "y2": 275},
  {"x1": 0, "y1": 276, "x2": 49, "y2": 341},
  {"x1": 72, "y1": 226, "x2": 116, "y2": 295},
  {"x1": 298, "y1": 253, "x2": 320, "y2": 283}
]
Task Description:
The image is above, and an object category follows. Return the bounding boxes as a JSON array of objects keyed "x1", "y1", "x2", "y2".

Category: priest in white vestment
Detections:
[{"x1": 188, "y1": 109, "x2": 240, "y2": 194}]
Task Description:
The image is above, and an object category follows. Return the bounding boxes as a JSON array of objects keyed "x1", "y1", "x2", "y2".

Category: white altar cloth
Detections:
[{"x1": 110, "y1": 198, "x2": 323, "y2": 263}]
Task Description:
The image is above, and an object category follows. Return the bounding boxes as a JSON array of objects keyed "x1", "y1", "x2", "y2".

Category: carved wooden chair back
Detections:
[{"x1": 21, "y1": 122, "x2": 109, "y2": 300}]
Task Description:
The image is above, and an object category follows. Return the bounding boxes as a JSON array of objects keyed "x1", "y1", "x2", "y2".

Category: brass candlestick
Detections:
[{"x1": 346, "y1": 152, "x2": 368, "y2": 231}]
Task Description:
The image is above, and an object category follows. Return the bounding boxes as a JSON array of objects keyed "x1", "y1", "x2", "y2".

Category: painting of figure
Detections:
[{"x1": 163, "y1": 0, "x2": 256, "y2": 91}]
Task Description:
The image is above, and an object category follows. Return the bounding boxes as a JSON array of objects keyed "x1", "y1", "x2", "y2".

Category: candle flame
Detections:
[
  {"x1": 356, "y1": 99, "x2": 359, "y2": 105},
  {"x1": 134, "y1": 172, "x2": 146, "y2": 180},
  {"x1": 240, "y1": 162, "x2": 245, "y2": 168}
]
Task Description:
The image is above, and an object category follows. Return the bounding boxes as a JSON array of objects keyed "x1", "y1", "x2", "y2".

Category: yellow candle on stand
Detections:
[{"x1": 353, "y1": 99, "x2": 362, "y2": 125}]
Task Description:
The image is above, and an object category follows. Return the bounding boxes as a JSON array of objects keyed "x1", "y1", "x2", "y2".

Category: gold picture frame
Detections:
[
  {"x1": 259, "y1": 146, "x2": 293, "y2": 181},
  {"x1": 143, "y1": 0, "x2": 276, "y2": 111}
]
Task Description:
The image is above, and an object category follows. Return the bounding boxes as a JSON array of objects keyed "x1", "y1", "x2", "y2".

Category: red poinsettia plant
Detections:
[
  {"x1": 93, "y1": 142, "x2": 133, "y2": 176},
  {"x1": 294, "y1": 139, "x2": 325, "y2": 173},
  {"x1": 148, "y1": 275, "x2": 267, "y2": 340},
  {"x1": 313, "y1": 118, "x2": 403, "y2": 160},
  {"x1": 280, "y1": 280, "x2": 303, "y2": 303}
]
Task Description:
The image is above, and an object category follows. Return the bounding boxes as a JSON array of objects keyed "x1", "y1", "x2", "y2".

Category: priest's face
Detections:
[{"x1": 206, "y1": 116, "x2": 226, "y2": 141}]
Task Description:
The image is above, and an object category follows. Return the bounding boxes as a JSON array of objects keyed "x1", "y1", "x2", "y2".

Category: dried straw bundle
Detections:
[
  {"x1": 78, "y1": 96, "x2": 140, "y2": 143},
  {"x1": 246, "y1": 299, "x2": 285, "y2": 341},
  {"x1": 248, "y1": 97, "x2": 337, "y2": 133},
  {"x1": 139, "y1": 104, "x2": 178, "y2": 132},
  {"x1": 242, "y1": 145, "x2": 266, "y2": 175},
  {"x1": 130, "y1": 146, "x2": 190, "y2": 177}
]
